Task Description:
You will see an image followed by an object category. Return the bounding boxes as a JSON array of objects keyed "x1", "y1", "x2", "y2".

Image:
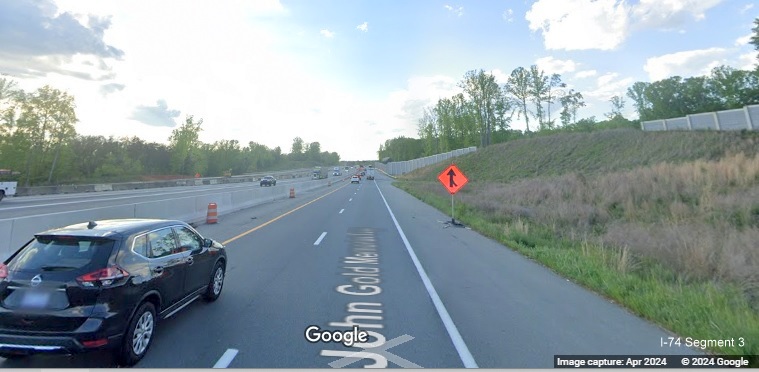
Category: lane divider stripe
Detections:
[
  {"x1": 222, "y1": 183, "x2": 348, "y2": 245},
  {"x1": 314, "y1": 232, "x2": 327, "y2": 246},
  {"x1": 213, "y1": 348, "x2": 239, "y2": 368}
]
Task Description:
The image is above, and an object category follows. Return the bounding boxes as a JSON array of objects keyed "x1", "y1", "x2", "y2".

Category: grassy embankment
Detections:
[{"x1": 395, "y1": 128, "x2": 759, "y2": 359}]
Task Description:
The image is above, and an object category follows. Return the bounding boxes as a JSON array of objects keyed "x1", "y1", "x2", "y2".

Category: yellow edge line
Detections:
[{"x1": 222, "y1": 182, "x2": 350, "y2": 245}]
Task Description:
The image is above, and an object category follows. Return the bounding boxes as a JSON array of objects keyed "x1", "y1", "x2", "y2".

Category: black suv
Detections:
[
  {"x1": 0, "y1": 219, "x2": 227, "y2": 366},
  {"x1": 260, "y1": 176, "x2": 276, "y2": 187}
]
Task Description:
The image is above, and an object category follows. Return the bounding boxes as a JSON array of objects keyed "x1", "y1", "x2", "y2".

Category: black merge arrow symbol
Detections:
[{"x1": 447, "y1": 169, "x2": 457, "y2": 188}]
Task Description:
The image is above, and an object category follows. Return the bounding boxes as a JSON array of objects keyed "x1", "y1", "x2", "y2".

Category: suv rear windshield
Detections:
[{"x1": 8, "y1": 236, "x2": 115, "y2": 274}]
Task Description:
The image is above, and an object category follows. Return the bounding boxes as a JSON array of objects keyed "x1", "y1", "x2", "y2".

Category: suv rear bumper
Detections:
[
  {"x1": 0, "y1": 313, "x2": 126, "y2": 356},
  {"x1": 0, "y1": 333, "x2": 122, "y2": 355}
]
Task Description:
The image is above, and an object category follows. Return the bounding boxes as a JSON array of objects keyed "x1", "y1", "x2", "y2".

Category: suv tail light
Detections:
[
  {"x1": 0, "y1": 263, "x2": 7, "y2": 279},
  {"x1": 76, "y1": 266, "x2": 129, "y2": 287}
]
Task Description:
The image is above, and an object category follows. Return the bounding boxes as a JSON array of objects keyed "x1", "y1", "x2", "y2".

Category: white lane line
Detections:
[
  {"x1": 314, "y1": 232, "x2": 328, "y2": 245},
  {"x1": 374, "y1": 182, "x2": 479, "y2": 368},
  {"x1": 339, "y1": 209, "x2": 345, "y2": 214},
  {"x1": 349, "y1": 198, "x2": 353, "y2": 202},
  {"x1": 213, "y1": 348, "x2": 239, "y2": 368}
]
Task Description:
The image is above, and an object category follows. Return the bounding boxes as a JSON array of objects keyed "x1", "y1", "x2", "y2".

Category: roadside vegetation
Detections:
[
  {"x1": 0, "y1": 79, "x2": 340, "y2": 186},
  {"x1": 378, "y1": 17, "x2": 759, "y2": 164},
  {"x1": 396, "y1": 128, "x2": 759, "y2": 358},
  {"x1": 390, "y1": 21, "x2": 759, "y2": 360}
]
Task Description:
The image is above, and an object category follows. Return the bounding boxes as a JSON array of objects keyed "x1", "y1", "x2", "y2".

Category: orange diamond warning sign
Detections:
[{"x1": 438, "y1": 164, "x2": 468, "y2": 194}]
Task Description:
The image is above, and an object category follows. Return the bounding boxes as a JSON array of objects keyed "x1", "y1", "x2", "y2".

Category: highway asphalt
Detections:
[{"x1": 0, "y1": 172, "x2": 700, "y2": 368}]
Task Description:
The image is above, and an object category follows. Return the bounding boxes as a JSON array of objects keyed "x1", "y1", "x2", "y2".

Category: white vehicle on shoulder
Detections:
[{"x1": 0, "y1": 181, "x2": 17, "y2": 201}]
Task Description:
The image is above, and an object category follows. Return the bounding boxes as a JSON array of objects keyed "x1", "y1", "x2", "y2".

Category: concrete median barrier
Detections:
[
  {"x1": 0, "y1": 204, "x2": 137, "y2": 260},
  {"x1": 231, "y1": 189, "x2": 254, "y2": 207},
  {"x1": 15, "y1": 168, "x2": 315, "y2": 197},
  {"x1": 0, "y1": 220, "x2": 14, "y2": 260},
  {"x1": 0, "y1": 176, "x2": 344, "y2": 260},
  {"x1": 94, "y1": 184, "x2": 113, "y2": 192},
  {"x1": 135, "y1": 196, "x2": 198, "y2": 223}
]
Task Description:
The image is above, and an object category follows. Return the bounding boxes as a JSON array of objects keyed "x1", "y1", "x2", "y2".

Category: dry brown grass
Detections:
[{"x1": 459, "y1": 152, "x2": 759, "y2": 298}]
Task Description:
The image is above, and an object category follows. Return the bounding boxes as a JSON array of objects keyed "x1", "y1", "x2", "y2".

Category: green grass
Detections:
[
  {"x1": 403, "y1": 129, "x2": 759, "y2": 184},
  {"x1": 394, "y1": 129, "x2": 759, "y2": 364}
]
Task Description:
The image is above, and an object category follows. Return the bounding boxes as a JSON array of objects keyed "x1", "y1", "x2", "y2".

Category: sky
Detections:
[{"x1": 0, "y1": 0, "x2": 757, "y2": 161}]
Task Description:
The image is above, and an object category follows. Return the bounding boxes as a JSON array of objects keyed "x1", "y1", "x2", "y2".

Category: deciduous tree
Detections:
[
  {"x1": 169, "y1": 115, "x2": 204, "y2": 175},
  {"x1": 459, "y1": 69, "x2": 503, "y2": 147},
  {"x1": 504, "y1": 67, "x2": 532, "y2": 132}
]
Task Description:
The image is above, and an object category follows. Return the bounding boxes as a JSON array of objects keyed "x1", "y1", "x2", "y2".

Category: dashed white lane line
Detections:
[
  {"x1": 339, "y1": 209, "x2": 345, "y2": 214},
  {"x1": 314, "y1": 232, "x2": 328, "y2": 246},
  {"x1": 349, "y1": 198, "x2": 353, "y2": 202},
  {"x1": 213, "y1": 348, "x2": 239, "y2": 368}
]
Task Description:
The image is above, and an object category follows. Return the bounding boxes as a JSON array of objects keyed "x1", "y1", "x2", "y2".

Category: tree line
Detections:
[
  {"x1": 627, "y1": 66, "x2": 759, "y2": 121},
  {"x1": 378, "y1": 64, "x2": 759, "y2": 163},
  {"x1": 378, "y1": 65, "x2": 619, "y2": 162},
  {"x1": 379, "y1": 19, "x2": 759, "y2": 163},
  {"x1": 0, "y1": 78, "x2": 339, "y2": 186}
]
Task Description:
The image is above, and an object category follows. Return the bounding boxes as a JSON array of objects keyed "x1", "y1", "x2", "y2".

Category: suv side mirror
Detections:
[{"x1": 204, "y1": 238, "x2": 224, "y2": 249}]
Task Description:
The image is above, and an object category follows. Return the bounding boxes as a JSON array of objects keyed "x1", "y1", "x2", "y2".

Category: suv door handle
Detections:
[
  {"x1": 186, "y1": 256, "x2": 194, "y2": 265},
  {"x1": 152, "y1": 266, "x2": 164, "y2": 274}
]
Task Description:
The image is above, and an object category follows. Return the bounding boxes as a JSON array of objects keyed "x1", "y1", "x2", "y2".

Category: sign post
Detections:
[{"x1": 437, "y1": 164, "x2": 468, "y2": 226}]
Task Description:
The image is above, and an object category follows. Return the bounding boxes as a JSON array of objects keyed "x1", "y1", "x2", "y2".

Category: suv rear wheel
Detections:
[{"x1": 116, "y1": 301, "x2": 156, "y2": 366}]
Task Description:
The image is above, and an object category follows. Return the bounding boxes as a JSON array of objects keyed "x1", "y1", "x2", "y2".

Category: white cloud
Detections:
[
  {"x1": 489, "y1": 69, "x2": 511, "y2": 85},
  {"x1": 735, "y1": 33, "x2": 752, "y2": 46},
  {"x1": 644, "y1": 48, "x2": 729, "y2": 81},
  {"x1": 584, "y1": 72, "x2": 635, "y2": 102},
  {"x1": 535, "y1": 56, "x2": 577, "y2": 75},
  {"x1": 526, "y1": 0, "x2": 629, "y2": 51},
  {"x1": 574, "y1": 70, "x2": 597, "y2": 79},
  {"x1": 11, "y1": 1, "x2": 397, "y2": 160},
  {"x1": 0, "y1": 0, "x2": 124, "y2": 80},
  {"x1": 356, "y1": 22, "x2": 368, "y2": 32},
  {"x1": 320, "y1": 29, "x2": 335, "y2": 38},
  {"x1": 324, "y1": 75, "x2": 462, "y2": 154},
  {"x1": 130, "y1": 99, "x2": 180, "y2": 127},
  {"x1": 443, "y1": 4, "x2": 464, "y2": 17},
  {"x1": 632, "y1": 0, "x2": 723, "y2": 30},
  {"x1": 738, "y1": 51, "x2": 758, "y2": 70},
  {"x1": 502, "y1": 8, "x2": 514, "y2": 22},
  {"x1": 526, "y1": 0, "x2": 724, "y2": 51},
  {"x1": 597, "y1": 73, "x2": 619, "y2": 87},
  {"x1": 741, "y1": 4, "x2": 754, "y2": 13}
]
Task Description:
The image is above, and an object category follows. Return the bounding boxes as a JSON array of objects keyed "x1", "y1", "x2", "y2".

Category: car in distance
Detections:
[
  {"x1": 260, "y1": 176, "x2": 276, "y2": 187},
  {"x1": 350, "y1": 176, "x2": 360, "y2": 184},
  {"x1": 0, "y1": 219, "x2": 227, "y2": 366}
]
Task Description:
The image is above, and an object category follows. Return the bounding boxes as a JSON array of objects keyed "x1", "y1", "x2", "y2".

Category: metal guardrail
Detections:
[{"x1": 641, "y1": 104, "x2": 759, "y2": 132}]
